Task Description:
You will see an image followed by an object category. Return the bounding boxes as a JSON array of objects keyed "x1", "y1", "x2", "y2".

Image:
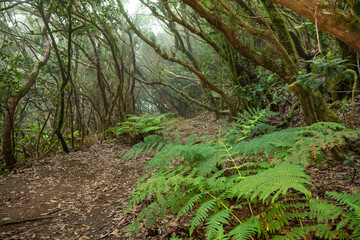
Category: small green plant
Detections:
[
  {"x1": 226, "y1": 107, "x2": 278, "y2": 144},
  {"x1": 115, "y1": 113, "x2": 171, "y2": 137},
  {"x1": 295, "y1": 52, "x2": 352, "y2": 94},
  {"x1": 18, "y1": 123, "x2": 51, "y2": 159}
]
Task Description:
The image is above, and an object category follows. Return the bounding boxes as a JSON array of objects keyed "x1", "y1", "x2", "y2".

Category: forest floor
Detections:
[
  {"x1": 0, "y1": 114, "x2": 222, "y2": 240},
  {"x1": 1, "y1": 109, "x2": 360, "y2": 240}
]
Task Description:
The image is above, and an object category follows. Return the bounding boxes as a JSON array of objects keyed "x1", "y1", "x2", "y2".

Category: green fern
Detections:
[
  {"x1": 226, "y1": 107, "x2": 278, "y2": 144},
  {"x1": 205, "y1": 209, "x2": 232, "y2": 239},
  {"x1": 263, "y1": 198, "x2": 309, "y2": 234},
  {"x1": 189, "y1": 199, "x2": 218, "y2": 235},
  {"x1": 123, "y1": 120, "x2": 360, "y2": 239},
  {"x1": 309, "y1": 199, "x2": 344, "y2": 222},
  {"x1": 227, "y1": 216, "x2": 261, "y2": 240},
  {"x1": 178, "y1": 193, "x2": 204, "y2": 217},
  {"x1": 288, "y1": 122, "x2": 359, "y2": 165},
  {"x1": 327, "y1": 191, "x2": 360, "y2": 237},
  {"x1": 230, "y1": 163, "x2": 312, "y2": 203},
  {"x1": 116, "y1": 113, "x2": 171, "y2": 135},
  {"x1": 145, "y1": 141, "x2": 221, "y2": 173},
  {"x1": 234, "y1": 122, "x2": 360, "y2": 166},
  {"x1": 214, "y1": 226, "x2": 229, "y2": 240},
  {"x1": 326, "y1": 191, "x2": 360, "y2": 207},
  {"x1": 122, "y1": 132, "x2": 175, "y2": 160},
  {"x1": 272, "y1": 224, "x2": 347, "y2": 240}
]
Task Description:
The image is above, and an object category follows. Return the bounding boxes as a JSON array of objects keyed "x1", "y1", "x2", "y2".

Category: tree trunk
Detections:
[
  {"x1": 287, "y1": 82, "x2": 341, "y2": 124},
  {"x1": 3, "y1": 107, "x2": 16, "y2": 169},
  {"x1": 2, "y1": 28, "x2": 51, "y2": 169},
  {"x1": 128, "y1": 32, "x2": 137, "y2": 114},
  {"x1": 39, "y1": 5, "x2": 70, "y2": 153},
  {"x1": 267, "y1": 0, "x2": 360, "y2": 53},
  {"x1": 152, "y1": 86, "x2": 181, "y2": 117},
  {"x1": 261, "y1": 0, "x2": 299, "y2": 65},
  {"x1": 89, "y1": 35, "x2": 109, "y2": 131}
]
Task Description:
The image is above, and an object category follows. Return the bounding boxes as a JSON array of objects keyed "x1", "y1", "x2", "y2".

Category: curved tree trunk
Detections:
[
  {"x1": 287, "y1": 82, "x2": 341, "y2": 124},
  {"x1": 39, "y1": 5, "x2": 70, "y2": 153},
  {"x1": 261, "y1": 0, "x2": 299, "y2": 65},
  {"x1": 267, "y1": 0, "x2": 360, "y2": 53},
  {"x1": 2, "y1": 28, "x2": 51, "y2": 169}
]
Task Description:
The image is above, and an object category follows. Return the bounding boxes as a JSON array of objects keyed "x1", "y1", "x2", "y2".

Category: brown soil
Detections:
[{"x1": 0, "y1": 115, "x2": 221, "y2": 240}]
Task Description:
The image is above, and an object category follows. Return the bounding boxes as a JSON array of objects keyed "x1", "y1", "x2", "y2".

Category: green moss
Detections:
[
  {"x1": 288, "y1": 82, "x2": 317, "y2": 124},
  {"x1": 282, "y1": 101, "x2": 300, "y2": 125},
  {"x1": 334, "y1": 10, "x2": 360, "y2": 35},
  {"x1": 288, "y1": 82, "x2": 341, "y2": 124},
  {"x1": 261, "y1": 0, "x2": 299, "y2": 65},
  {"x1": 348, "y1": 18, "x2": 360, "y2": 34}
]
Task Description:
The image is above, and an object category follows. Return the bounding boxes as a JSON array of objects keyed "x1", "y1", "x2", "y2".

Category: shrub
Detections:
[{"x1": 116, "y1": 113, "x2": 171, "y2": 136}]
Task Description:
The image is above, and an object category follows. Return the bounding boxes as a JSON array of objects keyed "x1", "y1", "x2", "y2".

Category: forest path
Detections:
[
  {"x1": 0, "y1": 115, "x2": 221, "y2": 240},
  {"x1": 0, "y1": 143, "x2": 144, "y2": 239}
]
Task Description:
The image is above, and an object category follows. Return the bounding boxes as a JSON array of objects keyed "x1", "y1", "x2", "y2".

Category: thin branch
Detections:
[{"x1": 0, "y1": 1, "x2": 27, "y2": 11}]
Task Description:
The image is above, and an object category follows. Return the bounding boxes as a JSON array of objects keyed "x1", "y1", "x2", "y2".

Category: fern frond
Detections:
[
  {"x1": 178, "y1": 193, "x2": 204, "y2": 217},
  {"x1": 272, "y1": 224, "x2": 344, "y2": 240},
  {"x1": 121, "y1": 135, "x2": 159, "y2": 160},
  {"x1": 327, "y1": 191, "x2": 360, "y2": 237},
  {"x1": 227, "y1": 216, "x2": 261, "y2": 240},
  {"x1": 205, "y1": 209, "x2": 232, "y2": 239},
  {"x1": 189, "y1": 199, "x2": 217, "y2": 235},
  {"x1": 233, "y1": 122, "x2": 359, "y2": 166},
  {"x1": 214, "y1": 225, "x2": 229, "y2": 240},
  {"x1": 263, "y1": 199, "x2": 308, "y2": 233},
  {"x1": 233, "y1": 127, "x2": 301, "y2": 158},
  {"x1": 326, "y1": 191, "x2": 360, "y2": 208},
  {"x1": 309, "y1": 199, "x2": 344, "y2": 222},
  {"x1": 272, "y1": 225, "x2": 311, "y2": 240},
  {"x1": 226, "y1": 107, "x2": 278, "y2": 144},
  {"x1": 305, "y1": 121, "x2": 347, "y2": 131},
  {"x1": 231, "y1": 163, "x2": 311, "y2": 202},
  {"x1": 146, "y1": 142, "x2": 221, "y2": 173}
]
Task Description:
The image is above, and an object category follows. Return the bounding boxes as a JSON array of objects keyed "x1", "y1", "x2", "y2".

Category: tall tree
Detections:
[{"x1": 2, "y1": 26, "x2": 51, "y2": 169}]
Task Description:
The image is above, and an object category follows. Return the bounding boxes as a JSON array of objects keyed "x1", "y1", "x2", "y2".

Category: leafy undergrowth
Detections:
[
  {"x1": 124, "y1": 113, "x2": 360, "y2": 239},
  {"x1": 0, "y1": 113, "x2": 360, "y2": 239}
]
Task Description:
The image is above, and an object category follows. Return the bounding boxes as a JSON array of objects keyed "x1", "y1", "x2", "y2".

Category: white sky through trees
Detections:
[{"x1": 125, "y1": 0, "x2": 141, "y2": 15}]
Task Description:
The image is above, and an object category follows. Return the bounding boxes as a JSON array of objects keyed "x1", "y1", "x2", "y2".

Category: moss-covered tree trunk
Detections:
[
  {"x1": 287, "y1": 82, "x2": 341, "y2": 124},
  {"x1": 267, "y1": 0, "x2": 360, "y2": 53},
  {"x1": 260, "y1": 0, "x2": 339, "y2": 125},
  {"x1": 261, "y1": 0, "x2": 299, "y2": 65}
]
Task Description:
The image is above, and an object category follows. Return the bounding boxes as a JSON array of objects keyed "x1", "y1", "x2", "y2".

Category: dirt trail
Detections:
[
  {"x1": 0, "y1": 115, "x2": 221, "y2": 240},
  {"x1": 0, "y1": 143, "x2": 146, "y2": 239}
]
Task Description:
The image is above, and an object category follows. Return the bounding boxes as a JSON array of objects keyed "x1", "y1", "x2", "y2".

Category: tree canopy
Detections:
[{"x1": 0, "y1": 0, "x2": 359, "y2": 168}]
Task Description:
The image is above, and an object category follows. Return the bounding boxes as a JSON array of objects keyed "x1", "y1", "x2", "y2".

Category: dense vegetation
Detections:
[
  {"x1": 1, "y1": 0, "x2": 360, "y2": 239},
  {"x1": 124, "y1": 118, "x2": 360, "y2": 239}
]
